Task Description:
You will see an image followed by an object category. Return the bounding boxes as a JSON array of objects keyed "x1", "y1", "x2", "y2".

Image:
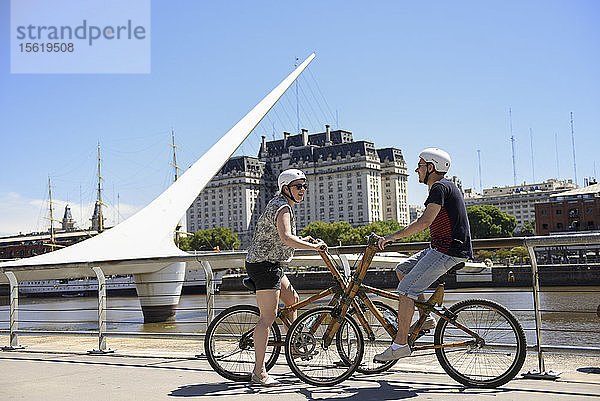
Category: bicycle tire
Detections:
[
  {"x1": 336, "y1": 300, "x2": 398, "y2": 374},
  {"x1": 434, "y1": 298, "x2": 526, "y2": 388},
  {"x1": 204, "y1": 304, "x2": 281, "y2": 382},
  {"x1": 285, "y1": 306, "x2": 364, "y2": 386}
]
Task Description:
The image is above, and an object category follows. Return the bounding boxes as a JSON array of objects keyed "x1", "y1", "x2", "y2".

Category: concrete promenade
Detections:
[{"x1": 0, "y1": 336, "x2": 598, "y2": 400}]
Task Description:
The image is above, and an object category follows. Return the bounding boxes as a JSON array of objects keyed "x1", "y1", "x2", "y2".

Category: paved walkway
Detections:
[{"x1": 0, "y1": 336, "x2": 598, "y2": 400}]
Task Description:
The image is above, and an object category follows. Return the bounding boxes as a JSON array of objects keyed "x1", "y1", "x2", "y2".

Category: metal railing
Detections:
[{"x1": 1, "y1": 233, "x2": 599, "y2": 378}]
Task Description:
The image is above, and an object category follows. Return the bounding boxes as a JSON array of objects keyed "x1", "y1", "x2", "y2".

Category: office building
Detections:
[
  {"x1": 464, "y1": 179, "x2": 578, "y2": 230},
  {"x1": 186, "y1": 126, "x2": 409, "y2": 247},
  {"x1": 535, "y1": 182, "x2": 600, "y2": 235}
]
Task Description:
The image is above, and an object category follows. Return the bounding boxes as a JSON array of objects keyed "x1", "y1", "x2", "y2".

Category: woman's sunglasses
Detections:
[{"x1": 291, "y1": 183, "x2": 308, "y2": 190}]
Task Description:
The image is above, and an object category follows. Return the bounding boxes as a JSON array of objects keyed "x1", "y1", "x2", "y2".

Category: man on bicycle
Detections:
[{"x1": 374, "y1": 148, "x2": 473, "y2": 362}]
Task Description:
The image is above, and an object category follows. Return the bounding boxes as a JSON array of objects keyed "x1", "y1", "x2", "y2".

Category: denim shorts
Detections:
[{"x1": 395, "y1": 248, "x2": 466, "y2": 299}]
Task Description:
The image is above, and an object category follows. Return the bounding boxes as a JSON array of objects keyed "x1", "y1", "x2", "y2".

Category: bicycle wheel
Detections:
[
  {"x1": 434, "y1": 299, "x2": 526, "y2": 388},
  {"x1": 337, "y1": 300, "x2": 398, "y2": 374},
  {"x1": 285, "y1": 306, "x2": 364, "y2": 386},
  {"x1": 204, "y1": 304, "x2": 281, "y2": 382}
]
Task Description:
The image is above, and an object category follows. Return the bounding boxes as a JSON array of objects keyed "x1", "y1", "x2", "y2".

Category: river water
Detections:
[{"x1": 2, "y1": 287, "x2": 599, "y2": 348}]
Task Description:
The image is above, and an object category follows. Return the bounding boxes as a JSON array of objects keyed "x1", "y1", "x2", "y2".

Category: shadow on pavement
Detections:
[
  {"x1": 169, "y1": 376, "x2": 600, "y2": 400},
  {"x1": 169, "y1": 377, "x2": 468, "y2": 399}
]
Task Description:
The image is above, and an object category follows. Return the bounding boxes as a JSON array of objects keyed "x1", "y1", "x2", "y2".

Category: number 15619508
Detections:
[{"x1": 19, "y1": 42, "x2": 74, "y2": 52}]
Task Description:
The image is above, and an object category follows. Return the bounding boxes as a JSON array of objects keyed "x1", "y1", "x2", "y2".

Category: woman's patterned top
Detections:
[{"x1": 246, "y1": 194, "x2": 296, "y2": 263}]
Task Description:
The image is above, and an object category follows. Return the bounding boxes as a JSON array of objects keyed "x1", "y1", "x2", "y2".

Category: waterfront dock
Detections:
[{"x1": 1, "y1": 335, "x2": 598, "y2": 400}]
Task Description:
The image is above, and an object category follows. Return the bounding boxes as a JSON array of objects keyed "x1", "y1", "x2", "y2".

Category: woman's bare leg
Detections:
[
  {"x1": 279, "y1": 276, "x2": 299, "y2": 327},
  {"x1": 254, "y1": 289, "x2": 279, "y2": 379}
]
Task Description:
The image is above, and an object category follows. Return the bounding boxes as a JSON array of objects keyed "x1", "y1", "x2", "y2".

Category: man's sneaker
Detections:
[
  {"x1": 409, "y1": 316, "x2": 436, "y2": 333},
  {"x1": 373, "y1": 345, "x2": 411, "y2": 362}
]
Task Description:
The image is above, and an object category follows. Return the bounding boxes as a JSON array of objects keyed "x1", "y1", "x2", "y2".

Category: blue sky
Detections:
[{"x1": 1, "y1": 0, "x2": 599, "y2": 235}]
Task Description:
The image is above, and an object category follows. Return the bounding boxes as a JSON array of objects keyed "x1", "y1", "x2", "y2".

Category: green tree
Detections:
[
  {"x1": 178, "y1": 235, "x2": 192, "y2": 250},
  {"x1": 495, "y1": 248, "x2": 512, "y2": 265},
  {"x1": 400, "y1": 228, "x2": 431, "y2": 243},
  {"x1": 514, "y1": 220, "x2": 536, "y2": 236},
  {"x1": 301, "y1": 220, "x2": 431, "y2": 246},
  {"x1": 467, "y1": 205, "x2": 516, "y2": 239},
  {"x1": 178, "y1": 227, "x2": 240, "y2": 251},
  {"x1": 475, "y1": 249, "x2": 495, "y2": 262},
  {"x1": 510, "y1": 246, "x2": 529, "y2": 264},
  {"x1": 354, "y1": 220, "x2": 403, "y2": 244},
  {"x1": 301, "y1": 221, "x2": 356, "y2": 246}
]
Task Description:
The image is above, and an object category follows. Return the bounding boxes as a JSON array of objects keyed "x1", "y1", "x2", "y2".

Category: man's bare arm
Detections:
[{"x1": 378, "y1": 203, "x2": 441, "y2": 249}]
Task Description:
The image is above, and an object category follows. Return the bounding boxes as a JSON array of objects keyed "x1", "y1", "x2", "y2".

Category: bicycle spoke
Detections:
[
  {"x1": 205, "y1": 305, "x2": 281, "y2": 381},
  {"x1": 435, "y1": 299, "x2": 526, "y2": 388},
  {"x1": 285, "y1": 306, "x2": 364, "y2": 386}
]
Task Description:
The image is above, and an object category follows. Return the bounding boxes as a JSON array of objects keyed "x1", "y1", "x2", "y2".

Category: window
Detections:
[
  {"x1": 557, "y1": 223, "x2": 563, "y2": 229},
  {"x1": 556, "y1": 209, "x2": 562, "y2": 215},
  {"x1": 542, "y1": 224, "x2": 548, "y2": 230},
  {"x1": 541, "y1": 210, "x2": 547, "y2": 216},
  {"x1": 568, "y1": 208, "x2": 579, "y2": 218}
]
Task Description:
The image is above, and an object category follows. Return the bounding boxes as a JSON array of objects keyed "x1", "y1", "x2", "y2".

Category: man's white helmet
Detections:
[
  {"x1": 419, "y1": 148, "x2": 451, "y2": 173},
  {"x1": 278, "y1": 169, "x2": 306, "y2": 191}
]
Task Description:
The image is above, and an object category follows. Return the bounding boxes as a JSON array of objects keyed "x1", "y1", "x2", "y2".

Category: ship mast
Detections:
[
  {"x1": 170, "y1": 129, "x2": 185, "y2": 241},
  {"x1": 44, "y1": 176, "x2": 62, "y2": 249},
  {"x1": 170, "y1": 128, "x2": 183, "y2": 181},
  {"x1": 92, "y1": 142, "x2": 106, "y2": 232}
]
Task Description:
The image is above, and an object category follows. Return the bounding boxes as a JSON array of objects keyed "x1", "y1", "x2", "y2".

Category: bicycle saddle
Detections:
[
  {"x1": 437, "y1": 262, "x2": 465, "y2": 285},
  {"x1": 448, "y1": 261, "x2": 465, "y2": 274},
  {"x1": 242, "y1": 277, "x2": 256, "y2": 293}
]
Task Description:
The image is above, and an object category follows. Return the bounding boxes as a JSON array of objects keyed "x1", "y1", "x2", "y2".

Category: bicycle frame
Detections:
[
  {"x1": 267, "y1": 240, "x2": 389, "y2": 346},
  {"x1": 315, "y1": 234, "x2": 483, "y2": 352},
  {"x1": 262, "y1": 233, "x2": 482, "y2": 352}
]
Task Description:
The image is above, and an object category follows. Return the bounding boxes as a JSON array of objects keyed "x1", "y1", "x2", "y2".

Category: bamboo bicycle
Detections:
[
  {"x1": 204, "y1": 240, "x2": 399, "y2": 382},
  {"x1": 284, "y1": 234, "x2": 527, "y2": 387}
]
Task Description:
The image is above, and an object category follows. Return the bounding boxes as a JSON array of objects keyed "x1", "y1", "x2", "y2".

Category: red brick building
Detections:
[{"x1": 535, "y1": 183, "x2": 600, "y2": 235}]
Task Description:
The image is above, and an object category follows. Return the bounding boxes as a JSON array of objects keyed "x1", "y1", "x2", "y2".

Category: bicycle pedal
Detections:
[
  {"x1": 334, "y1": 360, "x2": 351, "y2": 367},
  {"x1": 417, "y1": 328, "x2": 430, "y2": 336},
  {"x1": 293, "y1": 350, "x2": 318, "y2": 360},
  {"x1": 409, "y1": 329, "x2": 430, "y2": 342}
]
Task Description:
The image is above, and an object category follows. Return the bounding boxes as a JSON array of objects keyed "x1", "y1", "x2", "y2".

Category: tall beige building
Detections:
[
  {"x1": 187, "y1": 126, "x2": 409, "y2": 247},
  {"x1": 464, "y1": 179, "x2": 578, "y2": 230},
  {"x1": 186, "y1": 156, "x2": 271, "y2": 247}
]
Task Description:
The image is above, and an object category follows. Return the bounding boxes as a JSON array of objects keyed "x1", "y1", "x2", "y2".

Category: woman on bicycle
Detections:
[{"x1": 245, "y1": 168, "x2": 327, "y2": 386}]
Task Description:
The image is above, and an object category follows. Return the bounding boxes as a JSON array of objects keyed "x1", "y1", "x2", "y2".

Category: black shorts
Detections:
[{"x1": 245, "y1": 260, "x2": 284, "y2": 291}]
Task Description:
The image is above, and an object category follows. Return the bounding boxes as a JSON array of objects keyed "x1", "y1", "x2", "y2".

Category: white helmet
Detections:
[
  {"x1": 419, "y1": 148, "x2": 451, "y2": 173},
  {"x1": 278, "y1": 169, "x2": 306, "y2": 191}
]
